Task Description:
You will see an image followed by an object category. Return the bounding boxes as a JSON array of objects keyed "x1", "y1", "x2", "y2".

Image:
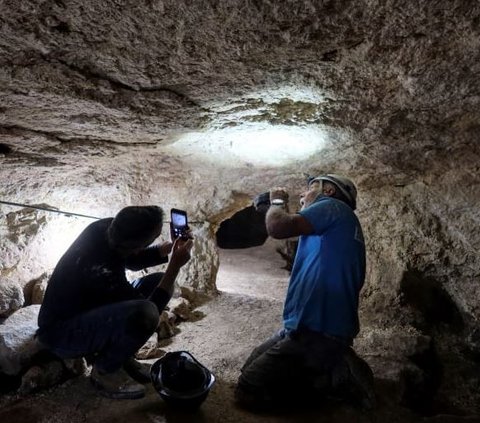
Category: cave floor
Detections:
[{"x1": 0, "y1": 242, "x2": 473, "y2": 423}]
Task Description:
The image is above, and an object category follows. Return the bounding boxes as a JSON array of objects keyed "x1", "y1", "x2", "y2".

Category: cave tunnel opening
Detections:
[
  {"x1": 215, "y1": 205, "x2": 268, "y2": 250},
  {"x1": 0, "y1": 143, "x2": 12, "y2": 155},
  {"x1": 214, "y1": 205, "x2": 292, "y2": 299}
]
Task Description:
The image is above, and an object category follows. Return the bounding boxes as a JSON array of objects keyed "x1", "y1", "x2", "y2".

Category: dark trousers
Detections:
[
  {"x1": 37, "y1": 273, "x2": 165, "y2": 373},
  {"x1": 235, "y1": 328, "x2": 349, "y2": 411}
]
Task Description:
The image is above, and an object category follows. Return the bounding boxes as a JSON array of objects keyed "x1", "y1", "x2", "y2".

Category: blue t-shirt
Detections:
[{"x1": 283, "y1": 196, "x2": 366, "y2": 340}]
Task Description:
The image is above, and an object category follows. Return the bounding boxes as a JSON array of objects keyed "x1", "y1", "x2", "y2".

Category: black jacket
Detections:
[{"x1": 38, "y1": 218, "x2": 168, "y2": 329}]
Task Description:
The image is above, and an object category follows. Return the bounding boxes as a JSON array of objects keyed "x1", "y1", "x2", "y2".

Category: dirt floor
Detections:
[{"x1": 0, "y1": 240, "x2": 475, "y2": 423}]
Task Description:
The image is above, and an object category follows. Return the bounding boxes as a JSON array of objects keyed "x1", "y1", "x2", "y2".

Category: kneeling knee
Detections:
[{"x1": 127, "y1": 300, "x2": 159, "y2": 336}]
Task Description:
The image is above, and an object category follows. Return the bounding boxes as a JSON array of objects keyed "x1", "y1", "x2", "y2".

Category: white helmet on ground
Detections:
[{"x1": 309, "y1": 174, "x2": 357, "y2": 210}]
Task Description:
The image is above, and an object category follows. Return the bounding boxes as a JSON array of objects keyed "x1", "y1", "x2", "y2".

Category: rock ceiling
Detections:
[{"x1": 1, "y1": 1, "x2": 478, "y2": 210}]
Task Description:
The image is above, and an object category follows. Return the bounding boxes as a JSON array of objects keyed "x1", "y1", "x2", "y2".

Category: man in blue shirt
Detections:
[{"x1": 235, "y1": 174, "x2": 375, "y2": 411}]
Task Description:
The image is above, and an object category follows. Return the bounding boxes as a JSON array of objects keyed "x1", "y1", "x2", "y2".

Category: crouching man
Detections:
[
  {"x1": 235, "y1": 175, "x2": 375, "y2": 411},
  {"x1": 37, "y1": 205, "x2": 193, "y2": 399}
]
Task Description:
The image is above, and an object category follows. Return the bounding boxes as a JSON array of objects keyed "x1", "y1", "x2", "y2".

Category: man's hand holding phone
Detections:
[
  {"x1": 170, "y1": 236, "x2": 193, "y2": 269},
  {"x1": 168, "y1": 208, "x2": 194, "y2": 269},
  {"x1": 158, "y1": 241, "x2": 173, "y2": 257},
  {"x1": 157, "y1": 223, "x2": 194, "y2": 297}
]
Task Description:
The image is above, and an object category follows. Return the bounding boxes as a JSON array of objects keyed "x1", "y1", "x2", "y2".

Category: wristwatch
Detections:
[{"x1": 271, "y1": 199, "x2": 285, "y2": 206}]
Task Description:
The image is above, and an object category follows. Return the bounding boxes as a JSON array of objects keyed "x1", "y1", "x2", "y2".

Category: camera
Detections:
[
  {"x1": 253, "y1": 191, "x2": 270, "y2": 209},
  {"x1": 253, "y1": 192, "x2": 270, "y2": 209}
]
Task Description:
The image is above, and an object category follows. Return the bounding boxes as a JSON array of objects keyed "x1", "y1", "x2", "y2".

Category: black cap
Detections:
[{"x1": 108, "y1": 206, "x2": 164, "y2": 249}]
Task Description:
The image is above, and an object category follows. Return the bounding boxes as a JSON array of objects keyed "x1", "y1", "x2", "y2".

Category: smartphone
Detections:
[{"x1": 170, "y1": 208, "x2": 189, "y2": 241}]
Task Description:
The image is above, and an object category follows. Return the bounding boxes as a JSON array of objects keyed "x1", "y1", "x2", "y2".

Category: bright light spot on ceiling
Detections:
[
  {"x1": 166, "y1": 86, "x2": 329, "y2": 166},
  {"x1": 169, "y1": 124, "x2": 327, "y2": 166}
]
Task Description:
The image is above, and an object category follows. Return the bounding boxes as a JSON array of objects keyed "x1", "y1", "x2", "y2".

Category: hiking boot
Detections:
[
  {"x1": 90, "y1": 366, "x2": 146, "y2": 399},
  {"x1": 123, "y1": 357, "x2": 152, "y2": 384}
]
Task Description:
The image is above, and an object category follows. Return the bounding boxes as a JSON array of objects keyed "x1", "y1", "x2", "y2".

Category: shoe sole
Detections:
[
  {"x1": 123, "y1": 368, "x2": 151, "y2": 384},
  {"x1": 90, "y1": 377, "x2": 146, "y2": 400}
]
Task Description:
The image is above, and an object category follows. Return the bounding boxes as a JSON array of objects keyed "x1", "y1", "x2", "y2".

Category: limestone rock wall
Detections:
[
  {"x1": 0, "y1": 0, "x2": 479, "y2": 415},
  {"x1": 357, "y1": 176, "x2": 480, "y2": 413}
]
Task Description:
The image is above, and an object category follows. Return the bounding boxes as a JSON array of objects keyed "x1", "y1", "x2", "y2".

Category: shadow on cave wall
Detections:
[
  {"x1": 400, "y1": 270, "x2": 464, "y2": 333},
  {"x1": 398, "y1": 270, "x2": 468, "y2": 416}
]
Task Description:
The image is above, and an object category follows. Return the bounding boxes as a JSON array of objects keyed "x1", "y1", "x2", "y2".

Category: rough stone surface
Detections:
[
  {"x1": 0, "y1": 0, "x2": 479, "y2": 418},
  {"x1": 135, "y1": 332, "x2": 162, "y2": 360},
  {"x1": 18, "y1": 361, "x2": 64, "y2": 395},
  {"x1": 174, "y1": 224, "x2": 220, "y2": 296},
  {"x1": 29, "y1": 274, "x2": 49, "y2": 305},
  {"x1": 157, "y1": 310, "x2": 177, "y2": 340},
  {"x1": 0, "y1": 305, "x2": 42, "y2": 375},
  {"x1": 355, "y1": 326, "x2": 434, "y2": 409},
  {"x1": 167, "y1": 297, "x2": 192, "y2": 321},
  {"x1": 0, "y1": 278, "x2": 24, "y2": 317},
  {"x1": 63, "y1": 358, "x2": 89, "y2": 377}
]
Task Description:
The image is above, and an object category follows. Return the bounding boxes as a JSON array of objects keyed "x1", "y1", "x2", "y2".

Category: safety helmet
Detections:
[
  {"x1": 309, "y1": 174, "x2": 357, "y2": 210},
  {"x1": 151, "y1": 351, "x2": 215, "y2": 410}
]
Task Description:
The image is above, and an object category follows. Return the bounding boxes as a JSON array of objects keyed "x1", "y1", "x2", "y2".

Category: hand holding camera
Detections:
[
  {"x1": 269, "y1": 187, "x2": 289, "y2": 205},
  {"x1": 253, "y1": 188, "x2": 290, "y2": 212}
]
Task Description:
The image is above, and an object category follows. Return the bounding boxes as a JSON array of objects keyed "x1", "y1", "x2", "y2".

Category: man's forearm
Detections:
[
  {"x1": 266, "y1": 205, "x2": 295, "y2": 239},
  {"x1": 125, "y1": 246, "x2": 168, "y2": 271},
  {"x1": 151, "y1": 262, "x2": 181, "y2": 298}
]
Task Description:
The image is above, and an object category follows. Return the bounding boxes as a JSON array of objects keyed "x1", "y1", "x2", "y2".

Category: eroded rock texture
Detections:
[{"x1": 0, "y1": 0, "x2": 479, "y2": 416}]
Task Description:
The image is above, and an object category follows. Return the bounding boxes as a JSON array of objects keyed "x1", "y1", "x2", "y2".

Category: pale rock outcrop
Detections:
[
  {"x1": 136, "y1": 332, "x2": 162, "y2": 360},
  {"x1": 175, "y1": 223, "x2": 219, "y2": 296},
  {"x1": 157, "y1": 310, "x2": 177, "y2": 340},
  {"x1": 168, "y1": 297, "x2": 192, "y2": 321},
  {"x1": 0, "y1": 278, "x2": 25, "y2": 317},
  {"x1": 30, "y1": 274, "x2": 49, "y2": 305},
  {"x1": 0, "y1": 305, "x2": 43, "y2": 375}
]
